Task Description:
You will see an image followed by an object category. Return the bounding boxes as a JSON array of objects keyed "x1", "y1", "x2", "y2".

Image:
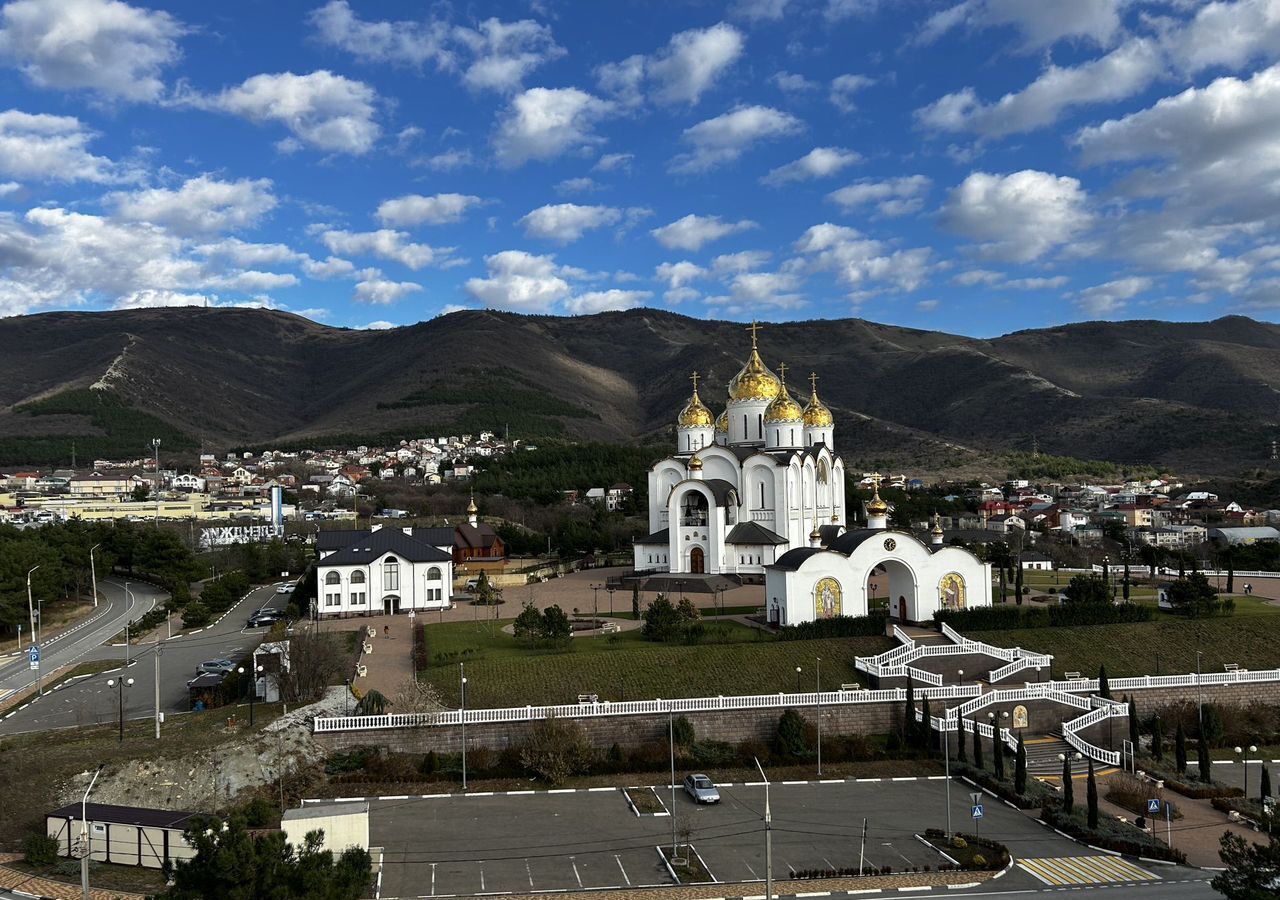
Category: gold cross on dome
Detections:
[
  {"x1": 809, "y1": 372, "x2": 819, "y2": 392},
  {"x1": 778, "y1": 362, "x2": 788, "y2": 383},
  {"x1": 689, "y1": 371, "x2": 700, "y2": 393},
  {"x1": 747, "y1": 320, "x2": 761, "y2": 349},
  {"x1": 869, "y1": 472, "x2": 883, "y2": 491}
]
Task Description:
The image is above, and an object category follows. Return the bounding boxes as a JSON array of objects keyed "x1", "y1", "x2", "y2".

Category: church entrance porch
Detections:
[
  {"x1": 690, "y1": 547, "x2": 705, "y2": 573},
  {"x1": 383, "y1": 594, "x2": 401, "y2": 614},
  {"x1": 868, "y1": 558, "x2": 919, "y2": 624}
]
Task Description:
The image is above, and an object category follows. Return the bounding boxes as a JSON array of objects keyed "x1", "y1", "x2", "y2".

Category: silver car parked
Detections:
[{"x1": 683, "y1": 773, "x2": 720, "y2": 804}]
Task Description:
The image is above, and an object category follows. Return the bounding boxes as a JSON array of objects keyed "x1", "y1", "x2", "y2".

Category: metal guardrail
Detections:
[{"x1": 312, "y1": 683, "x2": 984, "y2": 733}]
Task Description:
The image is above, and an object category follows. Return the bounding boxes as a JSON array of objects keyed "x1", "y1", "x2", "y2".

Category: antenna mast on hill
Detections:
[{"x1": 1032, "y1": 435, "x2": 1040, "y2": 457}]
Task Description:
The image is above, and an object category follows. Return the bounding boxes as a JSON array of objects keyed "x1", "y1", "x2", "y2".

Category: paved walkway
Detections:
[
  {"x1": 317, "y1": 614, "x2": 417, "y2": 705},
  {"x1": 0, "y1": 854, "x2": 146, "y2": 900}
]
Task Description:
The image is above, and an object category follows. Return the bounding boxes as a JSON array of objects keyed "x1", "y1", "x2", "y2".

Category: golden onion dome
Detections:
[
  {"x1": 867, "y1": 495, "x2": 889, "y2": 516},
  {"x1": 763, "y1": 369, "x2": 803, "y2": 424},
  {"x1": 688, "y1": 454, "x2": 704, "y2": 471},
  {"x1": 467, "y1": 496, "x2": 478, "y2": 514},
  {"x1": 677, "y1": 372, "x2": 715, "y2": 428},
  {"x1": 802, "y1": 373, "x2": 834, "y2": 427},
  {"x1": 930, "y1": 512, "x2": 944, "y2": 535},
  {"x1": 728, "y1": 327, "x2": 782, "y2": 402},
  {"x1": 714, "y1": 409, "x2": 728, "y2": 433}
]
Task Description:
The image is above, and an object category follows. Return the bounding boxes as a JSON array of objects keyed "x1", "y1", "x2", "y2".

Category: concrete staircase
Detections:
[{"x1": 1023, "y1": 734, "x2": 1074, "y2": 776}]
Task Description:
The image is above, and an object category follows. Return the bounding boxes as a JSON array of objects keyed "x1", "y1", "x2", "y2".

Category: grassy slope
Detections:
[{"x1": 420, "y1": 619, "x2": 892, "y2": 707}]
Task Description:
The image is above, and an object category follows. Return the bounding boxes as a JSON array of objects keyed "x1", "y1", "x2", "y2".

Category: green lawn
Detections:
[{"x1": 420, "y1": 619, "x2": 892, "y2": 707}]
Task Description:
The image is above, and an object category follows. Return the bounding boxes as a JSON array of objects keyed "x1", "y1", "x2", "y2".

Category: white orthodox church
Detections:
[{"x1": 633, "y1": 324, "x2": 993, "y2": 626}]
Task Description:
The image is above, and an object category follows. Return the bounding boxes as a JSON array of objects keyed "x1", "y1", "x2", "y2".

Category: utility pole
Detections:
[
  {"x1": 755, "y1": 757, "x2": 773, "y2": 900},
  {"x1": 154, "y1": 640, "x2": 162, "y2": 740},
  {"x1": 89, "y1": 543, "x2": 101, "y2": 608},
  {"x1": 80, "y1": 764, "x2": 103, "y2": 900},
  {"x1": 152, "y1": 438, "x2": 161, "y2": 525},
  {"x1": 943, "y1": 722, "x2": 952, "y2": 837},
  {"x1": 460, "y1": 663, "x2": 468, "y2": 791},
  {"x1": 859, "y1": 818, "x2": 867, "y2": 876},
  {"x1": 27, "y1": 565, "x2": 40, "y2": 696},
  {"x1": 816, "y1": 657, "x2": 822, "y2": 777},
  {"x1": 670, "y1": 709, "x2": 678, "y2": 858}
]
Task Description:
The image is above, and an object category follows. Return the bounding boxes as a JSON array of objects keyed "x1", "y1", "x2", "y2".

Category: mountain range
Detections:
[{"x1": 1, "y1": 307, "x2": 1278, "y2": 476}]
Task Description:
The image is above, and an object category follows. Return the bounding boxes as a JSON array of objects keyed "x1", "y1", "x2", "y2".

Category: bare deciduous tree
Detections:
[{"x1": 277, "y1": 630, "x2": 348, "y2": 704}]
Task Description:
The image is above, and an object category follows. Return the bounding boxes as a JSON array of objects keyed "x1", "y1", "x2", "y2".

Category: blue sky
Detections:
[{"x1": 1, "y1": 0, "x2": 1279, "y2": 337}]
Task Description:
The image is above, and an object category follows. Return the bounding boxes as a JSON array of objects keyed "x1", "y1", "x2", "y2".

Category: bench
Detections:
[
  {"x1": 1064, "y1": 671, "x2": 1083, "y2": 680},
  {"x1": 839, "y1": 683, "x2": 863, "y2": 692},
  {"x1": 577, "y1": 693, "x2": 599, "y2": 704},
  {"x1": 1224, "y1": 663, "x2": 1240, "y2": 673}
]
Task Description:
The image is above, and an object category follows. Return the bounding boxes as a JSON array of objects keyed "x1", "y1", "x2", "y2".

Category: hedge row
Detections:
[
  {"x1": 934, "y1": 602, "x2": 1152, "y2": 631},
  {"x1": 776, "y1": 611, "x2": 889, "y2": 640}
]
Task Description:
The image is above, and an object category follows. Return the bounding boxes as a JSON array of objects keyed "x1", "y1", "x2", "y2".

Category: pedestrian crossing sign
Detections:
[
  {"x1": 1146, "y1": 798, "x2": 1161, "y2": 814},
  {"x1": 971, "y1": 804, "x2": 984, "y2": 819}
]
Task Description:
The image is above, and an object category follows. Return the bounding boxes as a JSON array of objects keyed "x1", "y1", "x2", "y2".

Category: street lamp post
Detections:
[
  {"x1": 957, "y1": 669, "x2": 964, "y2": 688},
  {"x1": 606, "y1": 586, "x2": 615, "y2": 617},
  {"x1": 26, "y1": 565, "x2": 40, "y2": 696},
  {"x1": 106, "y1": 676, "x2": 134, "y2": 742},
  {"x1": 590, "y1": 584, "x2": 600, "y2": 629},
  {"x1": 460, "y1": 663, "x2": 468, "y2": 791},
  {"x1": 1196, "y1": 650, "x2": 1204, "y2": 738},
  {"x1": 669, "y1": 708, "x2": 678, "y2": 859},
  {"x1": 755, "y1": 757, "x2": 773, "y2": 900},
  {"x1": 80, "y1": 763, "x2": 103, "y2": 900},
  {"x1": 238, "y1": 664, "x2": 264, "y2": 726},
  {"x1": 942, "y1": 721, "x2": 952, "y2": 838},
  {"x1": 815, "y1": 657, "x2": 822, "y2": 777},
  {"x1": 89, "y1": 543, "x2": 101, "y2": 608},
  {"x1": 794, "y1": 665, "x2": 802, "y2": 695},
  {"x1": 1237, "y1": 745, "x2": 1259, "y2": 798}
]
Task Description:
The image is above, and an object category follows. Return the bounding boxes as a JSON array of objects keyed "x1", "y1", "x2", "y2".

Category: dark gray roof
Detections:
[
  {"x1": 701, "y1": 478, "x2": 739, "y2": 507},
  {"x1": 48, "y1": 803, "x2": 199, "y2": 830},
  {"x1": 818, "y1": 523, "x2": 844, "y2": 545},
  {"x1": 725, "y1": 522, "x2": 789, "y2": 545},
  {"x1": 413, "y1": 526, "x2": 455, "y2": 547},
  {"x1": 633, "y1": 527, "x2": 670, "y2": 545},
  {"x1": 323, "y1": 527, "x2": 452, "y2": 566},
  {"x1": 826, "y1": 528, "x2": 898, "y2": 555},
  {"x1": 768, "y1": 547, "x2": 826, "y2": 571},
  {"x1": 315, "y1": 529, "x2": 367, "y2": 551}
]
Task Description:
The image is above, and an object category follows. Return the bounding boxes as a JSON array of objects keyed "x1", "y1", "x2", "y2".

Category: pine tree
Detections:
[
  {"x1": 1062, "y1": 755, "x2": 1075, "y2": 816},
  {"x1": 1175, "y1": 722, "x2": 1188, "y2": 774},
  {"x1": 1152, "y1": 717, "x2": 1165, "y2": 762},
  {"x1": 1086, "y1": 760, "x2": 1099, "y2": 829},
  {"x1": 1098, "y1": 664, "x2": 1111, "y2": 699},
  {"x1": 1014, "y1": 734, "x2": 1027, "y2": 795},
  {"x1": 1198, "y1": 735, "x2": 1212, "y2": 783},
  {"x1": 1128, "y1": 696, "x2": 1139, "y2": 751},
  {"x1": 973, "y1": 722, "x2": 984, "y2": 770},
  {"x1": 994, "y1": 726, "x2": 1005, "y2": 780}
]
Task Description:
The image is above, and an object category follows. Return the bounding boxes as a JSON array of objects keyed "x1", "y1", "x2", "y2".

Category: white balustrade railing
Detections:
[
  {"x1": 892, "y1": 624, "x2": 916, "y2": 646},
  {"x1": 1043, "y1": 668, "x2": 1280, "y2": 695},
  {"x1": 946, "y1": 683, "x2": 1092, "y2": 721},
  {"x1": 880, "y1": 665, "x2": 943, "y2": 686},
  {"x1": 988, "y1": 655, "x2": 1052, "y2": 683},
  {"x1": 1062, "y1": 704, "x2": 1125, "y2": 767},
  {"x1": 313, "y1": 683, "x2": 982, "y2": 733}
]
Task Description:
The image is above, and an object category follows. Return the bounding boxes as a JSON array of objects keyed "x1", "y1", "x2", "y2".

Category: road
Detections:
[
  {"x1": 0, "y1": 582, "x2": 284, "y2": 735},
  {"x1": 0, "y1": 577, "x2": 159, "y2": 701},
  {"x1": 369, "y1": 780, "x2": 1220, "y2": 900}
]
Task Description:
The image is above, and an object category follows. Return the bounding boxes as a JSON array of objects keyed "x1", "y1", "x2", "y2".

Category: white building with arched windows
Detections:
[
  {"x1": 315, "y1": 524, "x2": 453, "y2": 617},
  {"x1": 633, "y1": 326, "x2": 846, "y2": 580}
]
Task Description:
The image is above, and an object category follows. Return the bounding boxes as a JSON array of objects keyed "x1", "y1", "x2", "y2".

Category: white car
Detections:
[{"x1": 683, "y1": 774, "x2": 720, "y2": 804}]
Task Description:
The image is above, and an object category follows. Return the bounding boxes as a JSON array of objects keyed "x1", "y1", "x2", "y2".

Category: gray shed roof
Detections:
[
  {"x1": 724, "y1": 522, "x2": 789, "y2": 545},
  {"x1": 47, "y1": 803, "x2": 199, "y2": 830}
]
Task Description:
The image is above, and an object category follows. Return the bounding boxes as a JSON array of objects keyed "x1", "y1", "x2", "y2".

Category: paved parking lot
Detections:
[{"x1": 368, "y1": 778, "x2": 1092, "y2": 899}]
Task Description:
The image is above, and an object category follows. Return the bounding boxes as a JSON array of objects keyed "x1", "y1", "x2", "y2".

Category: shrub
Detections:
[
  {"x1": 181, "y1": 600, "x2": 211, "y2": 629},
  {"x1": 972, "y1": 854, "x2": 986, "y2": 867},
  {"x1": 23, "y1": 831, "x2": 59, "y2": 867},
  {"x1": 934, "y1": 601, "x2": 1151, "y2": 631},
  {"x1": 951, "y1": 836, "x2": 967, "y2": 849},
  {"x1": 776, "y1": 612, "x2": 889, "y2": 640},
  {"x1": 519, "y1": 717, "x2": 593, "y2": 785},
  {"x1": 671, "y1": 716, "x2": 695, "y2": 747}
]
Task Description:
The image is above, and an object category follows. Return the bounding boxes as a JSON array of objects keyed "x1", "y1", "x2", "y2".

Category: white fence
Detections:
[
  {"x1": 988, "y1": 654, "x2": 1053, "y2": 683},
  {"x1": 1062, "y1": 704, "x2": 1126, "y2": 767},
  {"x1": 947, "y1": 683, "x2": 1092, "y2": 722},
  {"x1": 1044, "y1": 667, "x2": 1280, "y2": 694},
  {"x1": 312, "y1": 683, "x2": 984, "y2": 733}
]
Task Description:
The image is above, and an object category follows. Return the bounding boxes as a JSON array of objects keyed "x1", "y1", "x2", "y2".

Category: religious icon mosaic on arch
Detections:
[
  {"x1": 813, "y1": 577, "x2": 842, "y2": 619},
  {"x1": 938, "y1": 572, "x2": 966, "y2": 610}
]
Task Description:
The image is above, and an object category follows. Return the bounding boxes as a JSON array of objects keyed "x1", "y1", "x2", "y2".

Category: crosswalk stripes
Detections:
[{"x1": 1017, "y1": 855, "x2": 1159, "y2": 886}]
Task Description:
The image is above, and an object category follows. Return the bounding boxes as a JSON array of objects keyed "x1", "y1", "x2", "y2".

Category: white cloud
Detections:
[
  {"x1": 732, "y1": 0, "x2": 790, "y2": 21},
  {"x1": 916, "y1": 299, "x2": 940, "y2": 311},
  {"x1": 198, "y1": 70, "x2": 380, "y2": 155},
  {"x1": 670, "y1": 105, "x2": 802, "y2": 174},
  {"x1": 1164, "y1": 0, "x2": 1280, "y2": 75},
  {"x1": 0, "y1": 109, "x2": 132, "y2": 182},
  {"x1": 597, "y1": 23, "x2": 744, "y2": 108},
  {"x1": 830, "y1": 74, "x2": 874, "y2": 113},
  {"x1": 564, "y1": 288, "x2": 651, "y2": 314},
  {"x1": 663, "y1": 286, "x2": 701, "y2": 304},
  {"x1": 916, "y1": 0, "x2": 1124, "y2": 49},
  {"x1": 114, "y1": 289, "x2": 211, "y2": 309},
  {"x1": 361, "y1": 319, "x2": 397, "y2": 329},
  {"x1": 556, "y1": 176, "x2": 599, "y2": 194},
  {"x1": 319, "y1": 228, "x2": 451, "y2": 269},
  {"x1": 648, "y1": 23, "x2": 744, "y2": 105},
  {"x1": 464, "y1": 249, "x2": 575, "y2": 312},
  {"x1": 518, "y1": 203, "x2": 621, "y2": 243},
  {"x1": 376, "y1": 193, "x2": 483, "y2": 227},
  {"x1": 770, "y1": 71, "x2": 819, "y2": 93},
  {"x1": 302, "y1": 255, "x2": 355, "y2": 279},
  {"x1": 593, "y1": 152, "x2": 633, "y2": 173},
  {"x1": 655, "y1": 260, "x2": 707, "y2": 288},
  {"x1": 728, "y1": 270, "x2": 804, "y2": 308},
  {"x1": 916, "y1": 38, "x2": 1163, "y2": 137},
  {"x1": 112, "y1": 175, "x2": 276, "y2": 236},
  {"x1": 0, "y1": 0, "x2": 184, "y2": 101},
  {"x1": 827, "y1": 175, "x2": 931, "y2": 216},
  {"x1": 826, "y1": 0, "x2": 880, "y2": 21},
  {"x1": 762, "y1": 147, "x2": 860, "y2": 186},
  {"x1": 651, "y1": 214, "x2": 758, "y2": 251},
  {"x1": 494, "y1": 87, "x2": 611, "y2": 167},
  {"x1": 308, "y1": 0, "x2": 449, "y2": 69},
  {"x1": 712, "y1": 250, "x2": 772, "y2": 274},
  {"x1": 1073, "y1": 276, "x2": 1152, "y2": 316},
  {"x1": 793, "y1": 222, "x2": 932, "y2": 293},
  {"x1": 939, "y1": 170, "x2": 1090, "y2": 262},
  {"x1": 952, "y1": 269, "x2": 1003, "y2": 286},
  {"x1": 354, "y1": 272, "x2": 423, "y2": 304},
  {"x1": 999, "y1": 275, "x2": 1070, "y2": 290},
  {"x1": 453, "y1": 18, "x2": 564, "y2": 93}
]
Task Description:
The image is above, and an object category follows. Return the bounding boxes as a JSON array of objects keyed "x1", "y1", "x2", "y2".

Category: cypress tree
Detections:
[
  {"x1": 1062, "y1": 755, "x2": 1074, "y2": 816},
  {"x1": 1128, "y1": 696, "x2": 1139, "y2": 751},
  {"x1": 904, "y1": 675, "x2": 917, "y2": 749},
  {"x1": 957, "y1": 722, "x2": 967, "y2": 763},
  {"x1": 1014, "y1": 734, "x2": 1027, "y2": 795},
  {"x1": 1152, "y1": 717, "x2": 1165, "y2": 762},
  {"x1": 1261, "y1": 764, "x2": 1272, "y2": 802},
  {"x1": 1086, "y1": 760, "x2": 1099, "y2": 829},
  {"x1": 1198, "y1": 735, "x2": 1212, "y2": 783},
  {"x1": 920, "y1": 696, "x2": 933, "y2": 754},
  {"x1": 1175, "y1": 722, "x2": 1187, "y2": 775},
  {"x1": 1098, "y1": 664, "x2": 1111, "y2": 699},
  {"x1": 973, "y1": 722, "x2": 984, "y2": 770},
  {"x1": 994, "y1": 727, "x2": 1005, "y2": 780}
]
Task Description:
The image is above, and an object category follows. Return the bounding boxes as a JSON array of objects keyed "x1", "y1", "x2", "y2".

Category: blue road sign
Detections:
[
  {"x1": 1146, "y1": 798, "x2": 1161, "y2": 814},
  {"x1": 971, "y1": 804, "x2": 984, "y2": 819},
  {"x1": 27, "y1": 644, "x2": 39, "y2": 670}
]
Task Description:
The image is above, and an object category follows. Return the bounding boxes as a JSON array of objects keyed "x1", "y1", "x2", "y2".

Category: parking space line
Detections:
[
  {"x1": 570, "y1": 859, "x2": 583, "y2": 889},
  {"x1": 525, "y1": 859, "x2": 533, "y2": 890},
  {"x1": 615, "y1": 854, "x2": 630, "y2": 885},
  {"x1": 478, "y1": 863, "x2": 485, "y2": 892},
  {"x1": 431, "y1": 862, "x2": 436, "y2": 896}
]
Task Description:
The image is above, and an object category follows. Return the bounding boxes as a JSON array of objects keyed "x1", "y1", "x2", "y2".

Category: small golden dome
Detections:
[
  {"x1": 866, "y1": 475, "x2": 888, "y2": 516},
  {"x1": 467, "y1": 496, "x2": 478, "y2": 514},
  {"x1": 930, "y1": 512, "x2": 944, "y2": 535},
  {"x1": 764, "y1": 367, "x2": 803, "y2": 424},
  {"x1": 714, "y1": 409, "x2": 728, "y2": 433},
  {"x1": 802, "y1": 373, "x2": 834, "y2": 428},
  {"x1": 728, "y1": 324, "x2": 781, "y2": 402},
  {"x1": 688, "y1": 454, "x2": 703, "y2": 471},
  {"x1": 678, "y1": 371, "x2": 715, "y2": 428}
]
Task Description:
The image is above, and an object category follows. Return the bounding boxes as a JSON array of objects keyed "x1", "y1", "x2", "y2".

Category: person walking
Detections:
[{"x1": 384, "y1": 624, "x2": 390, "y2": 639}]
